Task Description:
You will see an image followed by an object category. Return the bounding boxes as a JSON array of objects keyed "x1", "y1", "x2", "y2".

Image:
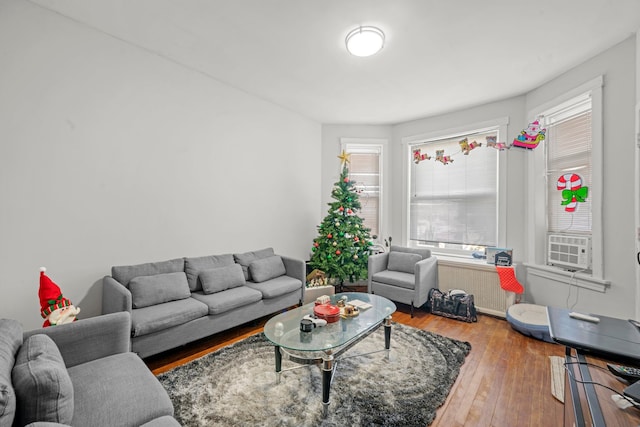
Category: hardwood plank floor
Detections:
[{"x1": 145, "y1": 301, "x2": 566, "y2": 426}]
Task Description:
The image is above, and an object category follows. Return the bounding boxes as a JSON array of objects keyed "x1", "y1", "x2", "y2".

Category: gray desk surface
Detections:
[{"x1": 547, "y1": 306, "x2": 640, "y2": 363}]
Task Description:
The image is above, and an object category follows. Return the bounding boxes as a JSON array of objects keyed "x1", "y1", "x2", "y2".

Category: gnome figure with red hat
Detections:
[{"x1": 39, "y1": 267, "x2": 80, "y2": 327}]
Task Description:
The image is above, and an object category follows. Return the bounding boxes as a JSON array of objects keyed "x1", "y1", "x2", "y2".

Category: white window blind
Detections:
[
  {"x1": 545, "y1": 101, "x2": 592, "y2": 234},
  {"x1": 344, "y1": 147, "x2": 381, "y2": 238},
  {"x1": 410, "y1": 129, "x2": 498, "y2": 247}
]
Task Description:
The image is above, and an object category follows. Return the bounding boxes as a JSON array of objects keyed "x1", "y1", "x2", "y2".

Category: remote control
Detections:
[
  {"x1": 568, "y1": 311, "x2": 600, "y2": 323},
  {"x1": 608, "y1": 363, "x2": 640, "y2": 383}
]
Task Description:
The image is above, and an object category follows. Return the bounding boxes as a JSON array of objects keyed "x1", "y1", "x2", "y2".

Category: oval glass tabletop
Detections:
[{"x1": 263, "y1": 292, "x2": 396, "y2": 352}]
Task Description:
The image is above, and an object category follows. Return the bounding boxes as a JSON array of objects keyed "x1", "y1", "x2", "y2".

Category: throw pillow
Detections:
[
  {"x1": 0, "y1": 319, "x2": 22, "y2": 427},
  {"x1": 185, "y1": 254, "x2": 235, "y2": 292},
  {"x1": 129, "y1": 272, "x2": 191, "y2": 308},
  {"x1": 12, "y1": 334, "x2": 74, "y2": 426},
  {"x1": 199, "y1": 264, "x2": 246, "y2": 294},
  {"x1": 249, "y1": 255, "x2": 286, "y2": 283},
  {"x1": 111, "y1": 258, "x2": 185, "y2": 287},
  {"x1": 233, "y1": 248, "x2": 275, "y2": 280},
  {"x1": 387, "y1": 252, "x2": 422, "y2": 274}
]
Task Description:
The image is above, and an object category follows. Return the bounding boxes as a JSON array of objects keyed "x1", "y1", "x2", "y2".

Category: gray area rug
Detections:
[{"x1": 157, "y1": 323, "x2": 471, "y2": 427}]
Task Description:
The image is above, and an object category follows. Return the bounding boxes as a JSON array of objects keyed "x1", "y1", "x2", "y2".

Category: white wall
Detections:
[
  {"x1": 0, "y1": 0, "x2": 321, "y2": 330},
  {"x1": 525, "y1": 36, "x2": 637, "y2": 317}
]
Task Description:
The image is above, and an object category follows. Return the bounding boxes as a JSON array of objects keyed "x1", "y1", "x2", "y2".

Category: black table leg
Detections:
[
  {"x1": 275, "y1": 345, "x2": 282, "y2": 384},
  {"x1": 322, "y1": 350, "x2": 334, "y2": 417}
]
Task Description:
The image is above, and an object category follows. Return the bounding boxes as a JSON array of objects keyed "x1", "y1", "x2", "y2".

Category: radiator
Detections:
[{"x1": 437, "y1": 263, "x2": 515, "y2": 318}]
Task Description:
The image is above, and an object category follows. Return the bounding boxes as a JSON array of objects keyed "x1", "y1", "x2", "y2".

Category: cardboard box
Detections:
[{"x1": 485, "y1": 247, "x2": 513, "y2": 265}]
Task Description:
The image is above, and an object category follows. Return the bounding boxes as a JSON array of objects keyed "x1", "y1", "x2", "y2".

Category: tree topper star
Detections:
[{"x1": 338, "y1": 150, "x2": 351, "y2": 165}]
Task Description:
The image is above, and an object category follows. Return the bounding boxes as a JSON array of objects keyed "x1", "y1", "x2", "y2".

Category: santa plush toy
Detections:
[{"x1": 39, "y1": 267, "x2": 80, "y2": 327}]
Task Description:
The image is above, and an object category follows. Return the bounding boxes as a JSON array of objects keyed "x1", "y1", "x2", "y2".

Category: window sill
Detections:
[
  {"x1": 523, "y1": 263, "x2": 610, "y2": 293},
  {"x1": 435, "y1": 254, "x2": 502, "y2": 272}
]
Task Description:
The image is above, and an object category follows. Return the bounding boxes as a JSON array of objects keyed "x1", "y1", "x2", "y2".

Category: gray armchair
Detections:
[{"x1": 368, "y1": 245, "x2": 438, "y2": 317}]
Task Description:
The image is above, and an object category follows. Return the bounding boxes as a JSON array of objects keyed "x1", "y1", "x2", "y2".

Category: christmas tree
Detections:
[{"x1": 309, "y1": 151, "x2": 373, "y2": 286}]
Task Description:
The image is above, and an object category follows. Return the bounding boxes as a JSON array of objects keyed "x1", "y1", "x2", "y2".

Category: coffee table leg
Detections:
[
  {"x1": 384, "y1": 315, "x2": 392, "y2": 359},
  {"x1": 275, "y1": 345, "x2": 282, "y2": 384},
  {"x1": 322, "y1": 351, "x2": 334, "y2": 417}
]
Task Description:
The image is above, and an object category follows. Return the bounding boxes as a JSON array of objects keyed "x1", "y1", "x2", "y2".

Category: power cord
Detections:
[{"x1": 563, "y1": 360, "x2": 640, "y2": 409}]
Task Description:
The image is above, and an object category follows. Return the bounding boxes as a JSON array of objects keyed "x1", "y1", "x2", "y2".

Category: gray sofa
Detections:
[
  {"x1": 0, "y1": 312, "x2": 179, "y2": 427},
  {"x1": 102, "y1": 248, "x2": 305, "y2": 358}
]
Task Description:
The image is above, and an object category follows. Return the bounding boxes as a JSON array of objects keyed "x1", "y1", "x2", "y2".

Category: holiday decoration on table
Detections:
[
  {"x1": 39, "y1": 267, "x2": 80, "y2": 327},
  {"x1": 512, "y1": 120, "x2": 546, "y2": 149},
  {"x1": 556, "y1": 173, "x2": 588, "y2": 212},
  {"x1": 309, "y1": 153, "x2": 373, "y2": 286}
]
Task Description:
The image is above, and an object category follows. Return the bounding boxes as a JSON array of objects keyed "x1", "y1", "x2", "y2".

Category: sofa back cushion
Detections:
[
  {"x1": 249, "y1": 255, "x2": 287, "y2": 283},
  {"x1": 200, "y1": 264, "x2": 246, "y2": 294},
  {"x1": 129, "y1": 272, "x2": 191, "y2": 308},
  {"x1": 111, "y1": 258, "x2": 185, "y2": 287},
  {"x1": 12, "y1": 334, "x2": 74, "y2": 426},
  {"x1": 0, "y1": 319, "x2": 22, "y2": 427},
  {"x1": 233, "y1": 248, "x2": 275, "y2": 281},
  {"x1": 185, "y1": 254, "x2": 235, "y2": 292},
  {"x1": 387, "y1": 252, "x2": 422, "y2": 274}
]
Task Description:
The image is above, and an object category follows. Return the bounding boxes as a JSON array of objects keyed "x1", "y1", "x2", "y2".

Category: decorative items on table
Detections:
[{"x1": 313, "y1": 303, "x2": 341, "y2": 323}]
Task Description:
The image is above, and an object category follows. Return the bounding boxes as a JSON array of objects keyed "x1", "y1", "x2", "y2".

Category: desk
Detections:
[{"x1": 547, "y1": 307, "x2": 640, "y2": 427}]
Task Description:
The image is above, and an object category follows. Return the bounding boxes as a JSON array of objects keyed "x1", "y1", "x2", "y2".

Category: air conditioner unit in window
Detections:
[{"x1": 547, "y1": 234, "x2": 591, "y2": 270}]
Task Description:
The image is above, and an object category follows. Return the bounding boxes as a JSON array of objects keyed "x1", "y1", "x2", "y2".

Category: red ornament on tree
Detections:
[
  {"x1": 343, "y1": 177, "x2": 349, "y2": 183},
  {"x1": 336, "y1": 250, "x2": 341, "y2": 255},
  {"x1": 327, "y1": 233, "x2": 333, "y2": 239},
  {"x1": 314, "y1": 242, "x2": 319, "y2": 247},
  {"x1": 338, "y1": 206, "x2": 344, "y2": 212}
]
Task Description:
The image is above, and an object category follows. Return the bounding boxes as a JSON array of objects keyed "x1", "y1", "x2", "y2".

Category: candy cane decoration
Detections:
[{"x1": 556, "y1": 173, "x2": 587, "y2": 212}]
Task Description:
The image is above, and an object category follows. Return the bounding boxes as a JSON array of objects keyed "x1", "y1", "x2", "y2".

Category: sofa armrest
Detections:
[
  {"x1": 281, "y1": 255, "x2": 305, "y2": 303},
  {"x1": 102, "y1": 276, "x2": 132, "y2": 315},
  {"x1": 23, "y1": 312, "x2": 132, "y2": 368},
  {"x1": 367, "y1": 252, "x2": 390, "y2": 292},
  {"x1": 415, "y1": 256, "x2": 438, "y2": 307}
]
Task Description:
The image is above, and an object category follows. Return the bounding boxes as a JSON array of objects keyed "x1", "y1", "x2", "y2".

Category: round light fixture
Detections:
[{"x1": 345, "y1": 26, "x2": 385, "y2": 57}]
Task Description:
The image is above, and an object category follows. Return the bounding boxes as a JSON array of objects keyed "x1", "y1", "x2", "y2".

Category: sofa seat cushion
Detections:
[
  {"x1": 12, "y1": 334, "x2": 74, "y2": 426},
  {"x1": 185, "y1": 254, "x2": 235, "y2": 292},
  {"x1": 246, "y1": 275, "x2": 301, "y2": 299},
  {"x1": 191, "y1": 286, "x2": 263, "y2": 315},
  {"x1": 130, "y1": 272, "x2": 191, "y2": 308},
  {"x1": 372, "y1": 270, "x2": 415, "y2": 290},
  {"x1": 140, "y1": 415, "x2": 183, "y2": 426},
  {"x1": 0, "y1": 319, "x2": 22, "y2": 427},
  {"x1": 233, "y1": 248, "x2": 275, "y2": 281},
  {"x1": 131, "y1": 298, "x2": 208, "y2": 337},
  {"x1": 112, "y1": 258, "x2": 185, "y2": 287},
  {"x1": 67, "y1": 353, "x2": 174, "y2": 427}
]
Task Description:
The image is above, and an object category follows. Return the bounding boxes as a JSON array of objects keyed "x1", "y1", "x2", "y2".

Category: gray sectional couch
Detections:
[
  {"x1": 0, "y1": 312, "x2": 178, "y2": 427},
  {"x1": 102, "y1": 248, "x2": 305, "y2": 358}
]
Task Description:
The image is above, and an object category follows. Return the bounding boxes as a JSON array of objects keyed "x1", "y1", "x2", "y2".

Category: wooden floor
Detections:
[{"x1": 146, "y1": 301, "x2": 566, "y2": 427}]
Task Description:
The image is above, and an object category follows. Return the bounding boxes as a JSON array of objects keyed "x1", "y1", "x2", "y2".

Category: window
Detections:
[
  {"x1": 341, "y1": 139, "x2": 383, "y2": 241},
  {"x1": 405, "y1": 121, "x2": 506, "y2": 255},
  {"x1": 545, "y1": 96, "x2": 592, "y2": 235},
  {"x1": 526, "y1": 76, "x2": 604, "y2": 284}
]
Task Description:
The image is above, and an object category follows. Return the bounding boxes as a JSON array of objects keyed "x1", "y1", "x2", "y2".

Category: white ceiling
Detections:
[{"x1": 30, "y1": 0, "x2": 640, "y2": 125}]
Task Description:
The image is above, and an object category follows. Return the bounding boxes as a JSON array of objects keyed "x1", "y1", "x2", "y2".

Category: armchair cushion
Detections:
[
  {"x1": 12, "y1": 334, "x2": 74, "y2": 426},
  {"x1": 387, "y1": 252, "x2": 422, "y2": 274},
  {"x1": 129, "y1": 272, "x2": 191, "y2": 308},
  {"x1": 0, "y1": 319, "x2": 22, "y2": 427},
  {"x1": 200, "y1": 264, "x2": 246, "y2": 294},
  {"x1": 249, "y1": 256, "x2": 286, "y2": 283}
]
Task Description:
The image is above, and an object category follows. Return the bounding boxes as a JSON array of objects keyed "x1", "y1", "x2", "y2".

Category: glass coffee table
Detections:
[{"x1": 263, "y1": 292, "x2": 396, "y2": 416}]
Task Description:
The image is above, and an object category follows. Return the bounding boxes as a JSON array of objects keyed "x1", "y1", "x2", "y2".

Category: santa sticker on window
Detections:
[{"x1": 556, "y1": 173, "x2": 588, "y2": 212}]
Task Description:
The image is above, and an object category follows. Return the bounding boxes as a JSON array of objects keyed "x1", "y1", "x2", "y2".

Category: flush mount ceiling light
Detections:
[{"x1": 345, "y1": 26, "x2": 385, "y2": 57}]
